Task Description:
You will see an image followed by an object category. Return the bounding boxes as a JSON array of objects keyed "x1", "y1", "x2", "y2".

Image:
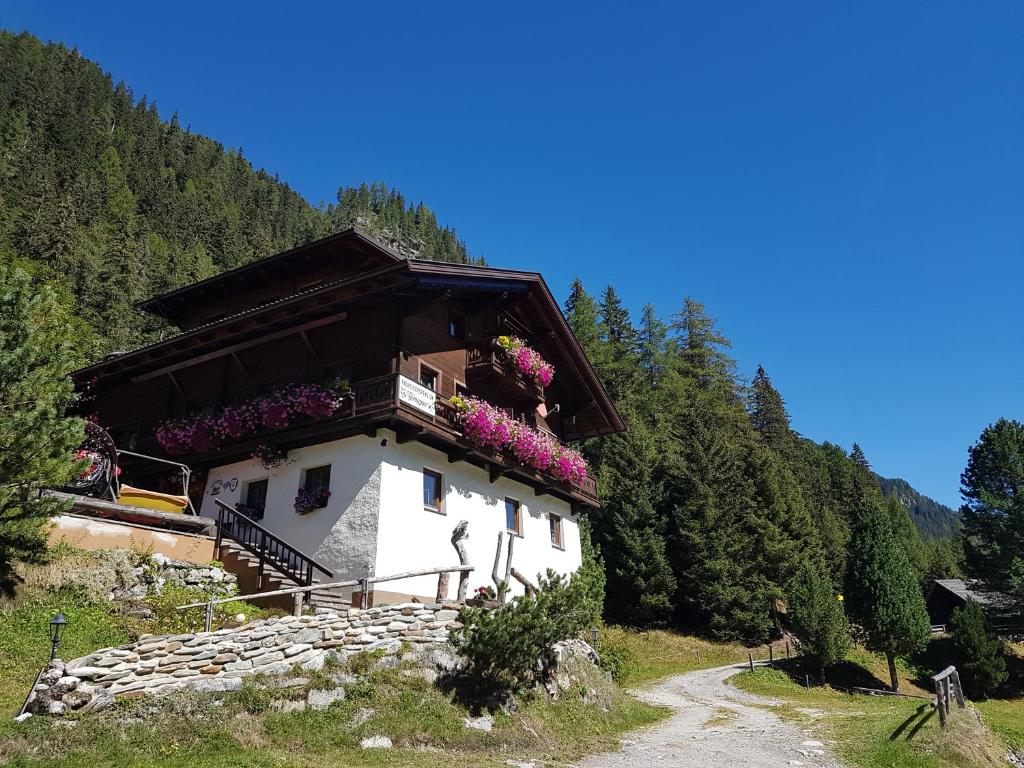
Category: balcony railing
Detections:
[
  {"x1": 465, "y1": 338, "x2": 545, "y2": 402},
  {"x1": 149, "y1": 372, "x2": 596, "y2": 505}
]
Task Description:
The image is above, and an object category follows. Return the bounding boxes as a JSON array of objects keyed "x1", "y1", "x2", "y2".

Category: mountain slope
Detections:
[
  {"x1": 0, "y1": 30, "x2": 474, "y2": 357},
  {"x1": 875, "y1": 475, "x2": 960, "y2": 539}
]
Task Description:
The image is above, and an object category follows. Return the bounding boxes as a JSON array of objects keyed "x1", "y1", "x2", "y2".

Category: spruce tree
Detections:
[
  {"x1": 788, "y1": 560, "x2": 850, "y2": 684},
  {"x1": 564, "y1": 278, "x2": 603, "y2": 362},
  {"x1": 0, "y1": 267, "x2": 85, "y2": 595},
  {"x1": 844, "y1": 487, "x2": 931, "y2": 691},
  {"x1": 594, "y1": 412, "x2": 676, "y2": 627},
  {"x1": 597, "y1": 286, "x2": 639, "y2": 401},
  {"x1": 749, "y1": 365, "x2": 794, "y2": 455},
  {"x1": 960, "y1": 419, "x2": 1024, "y2": 613},
  {"x1": 949, "y1": 599, "x2": 1007, "y2": 698}
]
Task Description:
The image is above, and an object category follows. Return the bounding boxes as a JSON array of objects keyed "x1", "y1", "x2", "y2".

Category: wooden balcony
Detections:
[
  {"x1": 465, "y1": 338, "x2": 545, "y2": 403},
  {"x1": 154, "y1": 373, "x2": 598, "y2": 508}
]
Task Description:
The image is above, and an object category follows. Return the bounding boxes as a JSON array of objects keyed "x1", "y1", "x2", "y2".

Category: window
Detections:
[
  {"x1": 419, "y1": 364, "x2": 439, "y2": 392},
  {"x1": 448, "y1": 312, "x2": 465, "y2": 339},
  {"x1": 423, "y1": 469, "x2": 443, "y2": 512},
  {"x1": 455, "y1": 382, "x2": 469, "y2": 399},
  {"x1": 505, "y1": 498, "x2": 522, "y2": 536},
  {"x1": 109, "y1": 423, "x2": 139, "y2": 451},
  {"x1": 242, "y1": 479, "x2": 269, "y2": 520},
  {"x1": 549, "y1": 514, "x2": 564, "y2": 549},
  {"x1": 301, "y1": 465, "x2": 331, "y2": 510}
]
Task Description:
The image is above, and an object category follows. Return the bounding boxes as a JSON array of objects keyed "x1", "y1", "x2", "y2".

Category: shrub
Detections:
[
  {"x1": 950, "y1": 600, "x2": 1007, "y2": 698},
  {"x1": 453, "y1": 566, "x2": 602, "y2": 691},
  {"x1": 787, "y1": 560, "x2": 850, "y2": 684},
  {"x1": 594, "y1": 627, "x2": 637, "y2": 683}
]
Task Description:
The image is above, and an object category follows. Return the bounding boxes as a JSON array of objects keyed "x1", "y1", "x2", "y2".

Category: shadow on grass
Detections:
[
  {"x1": 889, "y1": 702, "x2": 935, "y2": 741},
  {"x1": 764, "y1": 656, "x2": 891, "y2": 692}
]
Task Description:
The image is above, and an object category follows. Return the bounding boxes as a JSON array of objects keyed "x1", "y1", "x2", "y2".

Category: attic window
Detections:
[{"x1": 448, "y1": 312, "x2": 465, "y2": 339}]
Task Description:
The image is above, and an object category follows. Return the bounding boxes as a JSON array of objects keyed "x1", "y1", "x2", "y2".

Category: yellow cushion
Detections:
[{"x1": 117, "y1": 485, "x2": 189, "y2": 513}]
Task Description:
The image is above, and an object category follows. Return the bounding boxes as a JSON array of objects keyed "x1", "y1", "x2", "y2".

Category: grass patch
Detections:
[
  {"x1": 597, "y1": 624, "x2": 788, "y2": 685},
  {"x1": 703, "y1": 706, "x2": 737, "y2": 728},
  {"x1": 734, "y1": 665, "x2": 1010, "y2": 768},
  {"x1": 0, "y1": 651, "x2": 669, "y2": 767}
]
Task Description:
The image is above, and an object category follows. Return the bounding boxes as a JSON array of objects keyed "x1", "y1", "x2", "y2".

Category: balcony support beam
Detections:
[{"x1": 489, "y1": 464, "x2": 505, "y2": 484}]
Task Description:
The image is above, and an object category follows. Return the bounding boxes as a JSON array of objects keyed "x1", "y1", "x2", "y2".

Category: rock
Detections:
[
  {"x1": 307, "y1": 687, "x2": 346, "y2": 710},
  {"x1": 283, "y1": 643, "x2": 312, "y2": 657},
  {"x1": 463, "y1": 715, "x2": 493, "y2": 732},
  {"x1": 360, "y1": 735, "x2": 392, "y2": 749},
  {"x1": 14, "y1": 712, "x2": 32, "y2": 723},
  {"x1": 51, "y1": 676, "x2": 80, "y2": 696},
  {"x1": 189, "y1": 677, "x2": 243, "y2": 693},
  {"x1": 350, "y1": 707, "x2": 375, "y2": 727}
]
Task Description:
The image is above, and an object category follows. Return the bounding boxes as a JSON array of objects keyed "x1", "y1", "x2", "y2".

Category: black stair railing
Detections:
[{"x1": 213, "y1": 498, "x2": 333, "y2": 590}]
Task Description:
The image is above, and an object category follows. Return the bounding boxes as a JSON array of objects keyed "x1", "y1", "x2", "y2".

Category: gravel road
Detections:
[{"x1": 576, "y1": 663, "x2": 844, "y2": 768}]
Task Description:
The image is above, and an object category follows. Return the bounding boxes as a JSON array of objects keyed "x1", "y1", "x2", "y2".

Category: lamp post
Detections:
[
  {"x1": 590, "y1": 625, "x2": 599, "y2": 646},
  {"x1": 48, "y1": 613, "x2": 68, "y2": 661}
]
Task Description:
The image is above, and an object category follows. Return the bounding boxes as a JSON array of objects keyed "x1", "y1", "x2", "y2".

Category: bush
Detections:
[
  {"x1": 453, "y1": 566, "x2": 602, "y2": 691},
  {"x1": 950, "y1": 600, "x2": 1007, "y2": 698},
  {"x1": 594, "y1": 627, "x2": 637, "y2": 682}
]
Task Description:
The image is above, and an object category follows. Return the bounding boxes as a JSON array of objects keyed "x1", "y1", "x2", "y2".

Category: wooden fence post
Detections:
[
  {"x1": 292, "y1": 591, "x2": 303, "y2": 617},
  {"x1": 748, "y1": 653, "x2": 754, "y2": 672},
  {"x1": 435, "y1": 571, "x2": 450, "y2": 603},
  {"x1": 204, "y1": 600, "x2": 214, "y2": 633}
]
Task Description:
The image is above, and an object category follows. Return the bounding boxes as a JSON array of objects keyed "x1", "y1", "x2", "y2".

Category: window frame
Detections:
[
  {"x1": 505, "y1": 497, "x2": 523, "y2": 537},
  {"x1": 549, "y1": 513, "x2": 564, "y2": 550},
  {"x1": 419, "y1": 363, "x2": 440, "y2": 392},
  {"x1": 423, "y1": 468, "x2": 444, "y2": 514},
  {"x1": 301, "y1": 464, "x2": 332, "y2": 510},
  {"x1": 243, "y1": 478, "x2": 269, "y2": 520}
]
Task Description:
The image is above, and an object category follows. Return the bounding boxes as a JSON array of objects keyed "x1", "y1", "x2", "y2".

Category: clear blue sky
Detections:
[{"x1": 4, "y1": 1, "x2": 1022, "y2": 508}]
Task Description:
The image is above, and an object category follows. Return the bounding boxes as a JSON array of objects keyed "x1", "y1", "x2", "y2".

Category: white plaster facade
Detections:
[{"x1": 199, "y1": 428, "x2": 583, "y2": 602}]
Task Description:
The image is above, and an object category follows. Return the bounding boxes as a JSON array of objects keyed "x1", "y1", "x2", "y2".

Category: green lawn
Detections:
[{"x1": 734, "y1": 663, "x2": 1013, "y2": 768}]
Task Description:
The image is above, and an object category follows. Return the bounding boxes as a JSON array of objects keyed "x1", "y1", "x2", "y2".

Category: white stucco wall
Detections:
[
  {"x1": 199, "y1": 435, "x2": 386, "y2": 584},
  {"x1": 199, "y1": 430, "x2": 583, "y2": 602},
  {"x1": 375, "y1": 432, "x2": 582, "y2": 600}
]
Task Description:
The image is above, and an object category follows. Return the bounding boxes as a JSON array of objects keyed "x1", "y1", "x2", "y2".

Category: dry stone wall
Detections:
[{"x1": 28, "y1": 602, "x2": 462, "y2": 715}]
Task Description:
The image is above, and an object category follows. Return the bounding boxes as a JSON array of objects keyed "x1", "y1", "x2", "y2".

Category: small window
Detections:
[
  {"x1": 549, "y1": 514, "x2": 563, "y2": 549},
  {"x1": 242, "y1": 479, "x2": 269, "y2": 520},
  {"x1": 448, "y1": 312, "x2": 465, "y2": 339},
  {"x1": 423, "y1": 469, "x2": 443, "y2": 512},
  {"x1": 505, "y1": 498, "x2": 522, "y2": 536},
  {"x1": 301, "y1": 465, "x2": 331, "y2": 510},
  {"x1": 419, "y1": 365, "x2": 439, "y2": 391}
]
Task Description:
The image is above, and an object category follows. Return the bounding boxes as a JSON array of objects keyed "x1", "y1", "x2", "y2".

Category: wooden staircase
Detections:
[{"x1": 213, "y1": 499, "x2": 349, "y2": 613}]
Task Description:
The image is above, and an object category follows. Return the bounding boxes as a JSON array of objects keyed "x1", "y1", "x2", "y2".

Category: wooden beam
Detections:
[
  {"x1": 395, "y1": 425, "x2": 425, "y2": 444},
  {"x1": 489, "y1": 464, "x2": 505, "y2": 483},
  {"x1": 132, "y1": 313, "x2": 349, "y2": 383},
  {"x1": 230, "y1": 352, "x2": 252, "y2": 379},
  {"x1": 447, "y1": 447, "x2": 472, "y2": 464},
  {"x1": 298, "y1": 330, "x2": 320, "y2": 362},
  {"x1": 534, "y1": 483, "x2": 552, "y2": 498}
]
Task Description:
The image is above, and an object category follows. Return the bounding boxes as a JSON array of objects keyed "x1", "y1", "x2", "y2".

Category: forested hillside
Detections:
[
  {"x1": 875, "y1": 476, "x2": 959, "y2": 539},
  {"x1": 564, "y1": 286, "x2": 961, "y2": 640},
  {"x1": 0, "y1": 31, "x2": 475, "y2": 356},
  {"x1": 2, "y1": 30, "x2": 958, "y2": 642}
]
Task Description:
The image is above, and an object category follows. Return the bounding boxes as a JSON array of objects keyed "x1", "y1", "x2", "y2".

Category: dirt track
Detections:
[{"x1": 576, "y1": 663, "x2": 843, "y2": 768}]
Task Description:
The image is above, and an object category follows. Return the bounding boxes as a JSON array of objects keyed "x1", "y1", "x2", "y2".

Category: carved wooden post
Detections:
[
  {"x1": 292, "y1": 591, "x2": 303, "y2": 617},
  {"x1": 502, "y1": 533, "x2": 515, "y2": 601},
  {"x1": 492, "y1": 530, "x2": 504, "y2": 600},
  {"x1": 435, "y1": 572, "x2": 450, "y2": 603},
  {"x1": 451, "y1": 521, "x2": 470, "y2": 603}
]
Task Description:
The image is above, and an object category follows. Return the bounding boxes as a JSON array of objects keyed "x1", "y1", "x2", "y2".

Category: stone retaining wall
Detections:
[{"x1": 28, "y1": 602, "x2": 462, "y2": 715}]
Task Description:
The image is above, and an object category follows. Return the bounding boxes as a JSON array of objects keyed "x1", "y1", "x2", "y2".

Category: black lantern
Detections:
[
  {"x1": 590, "y1": 625, "x2": 599, "y2": 646},
  {"x1": 49, "y1": 613, "x2": 68, "y2": 660}
]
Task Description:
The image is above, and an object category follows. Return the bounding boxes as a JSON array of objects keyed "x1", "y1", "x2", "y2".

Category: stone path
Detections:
[{"x1": 576, "y1": 663, "x2": 844, "y2": 768}]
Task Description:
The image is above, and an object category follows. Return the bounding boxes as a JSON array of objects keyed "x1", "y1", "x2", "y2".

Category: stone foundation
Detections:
[{"x1": 28, "y1": 602, "x2": 462, "y2": 714}]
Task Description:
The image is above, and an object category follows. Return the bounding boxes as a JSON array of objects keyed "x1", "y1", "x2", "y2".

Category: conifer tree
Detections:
[
  {"x1": 959, "y1": 419, "x2": 1024, "y2": 613},
  {"x1": 598, "y1": 286, "x2": 639, "y2": 401},
  {"x1": 844, "y1": 485, "x2": 931, "y2": 691},
  {"x1": 788, "y1": 560, "x2": 850, "y2": 684},
  {"x1": 564, "y1": 278, "x2": 602, "y2": 362},
  {"x1": 594, "y1": 412, "x2": 676, "y2": 627},
  {"x1": 0, "y1": 267, "x2": 85, "y2": 595},
  {"x1": 749, "y1": 365, "x2": 794, "y2": 455},
  {"x1": 637, "y1": 303, "x2": 668, "y2": 391},
  {"x1": 949, "y1": 600, "x2": 1007, "y2": 698}
]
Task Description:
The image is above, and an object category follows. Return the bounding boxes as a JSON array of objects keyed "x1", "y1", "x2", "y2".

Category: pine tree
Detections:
[
  {"x1": 844, "y1": 490, "x2": 931, "y2": 691},
  {"x1": 749, "y1": 365, "x2": 794, "y2": 455},
  {"x1": 0, "y1": 266, "x2": 85, "y2": 595},
  {"x1": 593, "y1": 412, "x2": 676, "y2": 627},
  {"x1": 637, "y1": 303, "x2": 668, "y2": 391},
  {"x1": 564, "y1": 278, "x2": 602, "y2": 362},
  {"x1": 598, "y1": 286, "x2": 639, "y2": 401},
  {"x1": 949, "y1": 600, "x2": 1007, "y2": 698},
  {"x1": 960, "y1": 419, "x2": 1024, "y2": 613},
  {"x1": 788, "y1": 560, "x2": 850, "y2": 684}
]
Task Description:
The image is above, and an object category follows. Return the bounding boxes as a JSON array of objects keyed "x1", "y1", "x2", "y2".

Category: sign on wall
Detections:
[{"x1": 398, "y1": 375, "x2": 437, "y2": 415}]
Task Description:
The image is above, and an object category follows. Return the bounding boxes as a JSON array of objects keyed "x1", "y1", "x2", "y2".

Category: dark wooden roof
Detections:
[
  {"x1": 78, "y1": 235, "x2": 625, "y2": 436},
  {"x1": 138, "y1": 227, "x2": 402, "y2": 325}
]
